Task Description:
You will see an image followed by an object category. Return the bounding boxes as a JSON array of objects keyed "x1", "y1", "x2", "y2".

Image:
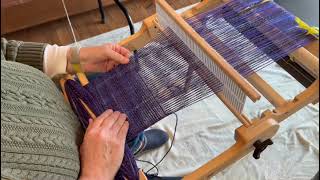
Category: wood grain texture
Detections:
[
  {"x1": 1, "y1": 0, "x2": 33, "y2": 8},
  {"x1": 1, "y1": 0, "x2": 116, "y2": 34},
  {"x1": 2, "y1": 0, "x2": 198, "y2": 45}
]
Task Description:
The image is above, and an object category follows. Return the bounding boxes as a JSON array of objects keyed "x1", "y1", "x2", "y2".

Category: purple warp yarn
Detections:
[
  {"x1": 65, "y1": 27, "x2": 222, "y2": 179},
  {"x1": 64, "y1": 0, "x2": 316, "y2": 179},
  {"x1": 187, "y1": 0, "x2": 315, "y2": 77},
  {"x1": 86, "y1": 29, "x2": 223, "y2": 141}
]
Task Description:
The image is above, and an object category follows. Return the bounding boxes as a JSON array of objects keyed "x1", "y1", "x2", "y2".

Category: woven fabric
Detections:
[
  {"x1": 65, "y1": 79, "x2": 140, "y2": 180},
  {"x1": 64, "y1": 27, "x2": 222, "y2": 180},
  {"x1": 64, "y1": 29, "x2": 222, "y2": 179},
  {"x1": 84, "y1": 28, "x2": 221, "y2": 141}
]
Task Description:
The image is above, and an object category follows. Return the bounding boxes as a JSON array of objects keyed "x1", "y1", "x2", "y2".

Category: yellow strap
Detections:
[
  {"x1": 70, "y1": 45, "x2": 83, "y2": 73},
  {"x1": 72, "y1": 63, "x2": 83, "y2": 73},
  {"x1": 295, "y1": 17, "x2": 319, "y2": 37}
]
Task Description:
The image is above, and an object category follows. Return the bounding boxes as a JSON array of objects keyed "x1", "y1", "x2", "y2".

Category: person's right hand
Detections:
[
  {"x1": 67, "y1": 43, "x2": 131, "y2": 74},
  {"x1": 79, "y1": 109, "x2": 129, "y2": 180}
]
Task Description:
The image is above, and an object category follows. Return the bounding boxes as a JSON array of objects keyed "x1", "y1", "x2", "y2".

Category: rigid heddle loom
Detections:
[{"x1": 60, "y1": 0, "x2": 319, "y2": 179}]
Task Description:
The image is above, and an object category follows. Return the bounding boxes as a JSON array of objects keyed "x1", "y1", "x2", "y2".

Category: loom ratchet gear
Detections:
[{"x1": 60, "y1": 0, "x2": 319, "y2": 179}]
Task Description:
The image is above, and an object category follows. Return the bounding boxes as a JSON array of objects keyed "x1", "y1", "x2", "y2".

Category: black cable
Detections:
[
  {"x1": 136, "y1": 113, "x2": 178, "y2": 176},
  {"x1": 113, "y1": 0, "x2": 137, "y2": 54},
  {"x1": 146, "y1": 113, "x2": 178, "y2": 174},
  {"x1": 114, "y1": 0, "x2": 135, "y2": 35},
  {"x1": 135, "y1": 159, "x2": 159, "y2": 176}
]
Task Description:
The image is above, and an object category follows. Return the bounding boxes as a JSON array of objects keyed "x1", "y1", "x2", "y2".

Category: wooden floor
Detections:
[{"x1": 2, "y1": 0, "x2": 198, "y2": 45}]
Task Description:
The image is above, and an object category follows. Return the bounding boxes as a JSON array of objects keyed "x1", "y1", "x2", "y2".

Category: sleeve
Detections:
[
  {"x1": 1, "y1": 37, "x2": 47, "y2": 71},
  {"x1": 43, "y1": 44, "x2": 70, "y2": 78}
]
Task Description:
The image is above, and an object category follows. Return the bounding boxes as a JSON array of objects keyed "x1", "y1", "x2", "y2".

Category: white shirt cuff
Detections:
[{"x1": 43, "y1": 45, "x2": 70, "y2": 78}]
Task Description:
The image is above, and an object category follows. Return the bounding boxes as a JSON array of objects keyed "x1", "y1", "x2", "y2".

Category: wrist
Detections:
[
  {"x1": 66, "y1": 47, "x2": 73, "y2": 73},
  {"x1": 80, "y1": 170, "x2": 114, "y2": 180},
  {"x1": 66, "y1": 46, "x2": 83, "y2": 74},
  {"x1": 79, "y1": 174, "x2": 113, "y2": 180}
]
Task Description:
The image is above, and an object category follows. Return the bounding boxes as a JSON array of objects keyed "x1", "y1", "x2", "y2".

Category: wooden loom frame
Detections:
[{"x1": 60, "y1": 0, "x2": 319, "y2": 179}]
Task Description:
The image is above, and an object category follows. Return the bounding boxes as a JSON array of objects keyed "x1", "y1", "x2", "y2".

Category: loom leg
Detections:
[
  {"x1": 183, "y1": 141, "x2": 251, "y2": 180},
  {"x1": 183, "y1": 118, "x2": 279, "y2": 179},
  {"x1": 97, "y1": 0, "x2": 106, "y2": 24}
]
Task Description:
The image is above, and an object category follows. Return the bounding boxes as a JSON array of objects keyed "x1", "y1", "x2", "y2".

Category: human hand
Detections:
[
  {"x1": 79, "y1": 109, "x2": 129, "y2": 180},
  {"x1": 67, "y1": 43, "x2": 131, "y2": 73}
]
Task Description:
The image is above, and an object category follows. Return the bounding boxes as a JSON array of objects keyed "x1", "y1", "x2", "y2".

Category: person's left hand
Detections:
[
  {"x1": 67, "y1": 43, "x2": 131, "y2": 73},
  {"x1": 79, "y1": 109, "x2": 129, "y2": 180}
]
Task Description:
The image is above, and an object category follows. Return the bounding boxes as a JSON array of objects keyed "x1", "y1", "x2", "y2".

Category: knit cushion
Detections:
[{"x1": 1, "y1": 60, "x2": 84, "y2": 180}]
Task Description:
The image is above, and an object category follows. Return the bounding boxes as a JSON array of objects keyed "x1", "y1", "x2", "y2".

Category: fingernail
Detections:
[{"x1": 106, "y1": 109, "x2": 113, "y2": 114}]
